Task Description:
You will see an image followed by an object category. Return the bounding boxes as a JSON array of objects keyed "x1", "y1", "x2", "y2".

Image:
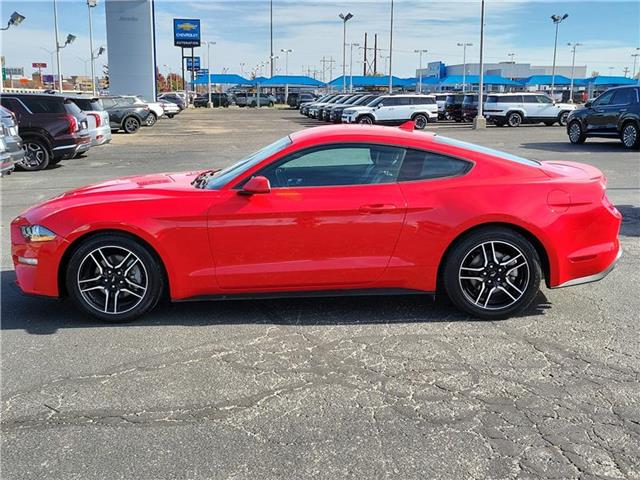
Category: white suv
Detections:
[
  {"x1": 342, "y1": 94, "x2": 438, "y2": 129},
  {"x1": 484, "y1": 93, "x2": 576, "y2": 127}
]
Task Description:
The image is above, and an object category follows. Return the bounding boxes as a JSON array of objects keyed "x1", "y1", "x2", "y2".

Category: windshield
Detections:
[
  {"x1": 206, "y1": 136, "x2": 292, "y2": 189},
  {"x1": 367, "y1": 96, "x2": 385, "y2": 107},
  {"x1": 434, "y1": 136, "x2": 541, "y2": 166}
]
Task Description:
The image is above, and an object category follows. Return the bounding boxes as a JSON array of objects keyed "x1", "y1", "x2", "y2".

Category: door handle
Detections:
[{"x1": 359, "y1": 204, "x2": 397, "y2": 213}]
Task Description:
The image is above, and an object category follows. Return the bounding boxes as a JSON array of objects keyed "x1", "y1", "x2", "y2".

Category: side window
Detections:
[
  {"x1": 20, "y1": 97, "x2": 65, "y2": 113},
  {"x1": 381, "y1": 97, "x2": 398, "y2": 107},
  {"x1": 536, "y1": 95, "x2": 553, "y2": 104},
  {"x1": 593, "y1": 90, "x2": 615, "y2": 106},
  {"x1": 611, "y1": 89, "x2": 634, "y2": 105},
  {"x1": 397, "y1": 97, "x2": 412, "y2": 106},
  {"x1": 522, "y1": 95, "x2": 539, "y2": 104},
  {"x1": 0, "y1": 97, "x2": 26, "y2": 114},
  {"x1": 398, "y1": 149, "x2": 471, "y2": 182},
  {"x1": 254, "y1": 144, "x2": 406, "y2": 188}
]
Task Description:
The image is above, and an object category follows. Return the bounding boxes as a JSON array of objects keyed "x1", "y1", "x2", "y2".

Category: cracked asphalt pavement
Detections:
[{"x1": 1, "y1": 108, "x2": 639, "y2": 479}]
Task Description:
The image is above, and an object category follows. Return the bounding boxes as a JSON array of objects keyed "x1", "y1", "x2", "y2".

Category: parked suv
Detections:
[
  {"x1": 342, "y1": 94, "x2": 438, "y2": 129},
  {"x1": 434, "y1": 94, "x2": 448, "y2": 120},
  {"x1": 0, "y1": 94, "x2": 91, "y2": 170},
  {"x1": 462, "y1": 93, "x2": 487, "y2": 122},
  {"x1": 0, "y1": 105, "x2": 25, "y2": 175},
  {"x1": 100, "y1": 97, "x2": 151, "y2": 134},
  {"x1": 444, "y1": 93, "x2": 466, "y2": 122},
  {"x1": 64, "y1": 95, "x2": 112, "y2": 148},
  {"x1": 116, "y1": 96, "x2": 164, "y2": 126},
  {"x1": 330, "y1": 94, "x2": 378, "y2": 123},
  {"x1": 157, "y1": 93, "x2": 186, "y2": 111},
  {"x1": 317, "y1": 95, "x2": 352, "y2": 121},
  {"x1": 300, "y1": 94, "x2": 335, "y2": 116},
  {"x1": 289, "y1": 92, "x2": 317, "y2": 108},
  {"x1": 566, "y1": 86, "x2": 640, "y2": 149},
  {"x1": 193, "y1": 93, "x2": 230, "y2": 108},
  {"x1": 484, "y1": 93, "x2": 575, "y2": 127},
  {"x1": 234, "y1": 92, "x2": 275, "y2": 107}
]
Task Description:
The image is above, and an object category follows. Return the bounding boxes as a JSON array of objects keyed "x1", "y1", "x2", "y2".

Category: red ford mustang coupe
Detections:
[{"x1": 11, "y1": 123, "x2": 621, "y2": 322}]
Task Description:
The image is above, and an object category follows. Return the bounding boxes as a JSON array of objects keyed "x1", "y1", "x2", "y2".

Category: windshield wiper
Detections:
[{"x1": 192, "y1": 169, "x2": 221, "y2": 189}]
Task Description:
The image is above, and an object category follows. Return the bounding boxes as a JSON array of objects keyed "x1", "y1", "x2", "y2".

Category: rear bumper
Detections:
[
  {"x1": 53, "y1": 134, "x2": 92, "y2": 159},
  {"x1": 552, "y1": 247, "x2": 621, "y2": 288},
  {"x1": 90, "y1": 125, "x2": 113, "y2": 147}
]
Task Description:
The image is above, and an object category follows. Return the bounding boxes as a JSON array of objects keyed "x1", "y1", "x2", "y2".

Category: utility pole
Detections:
[
  {"x1": 269, "y1": 0, "x2": 274, "y2": 77},
  {"x1": 414, "y1": 49, "x2": 427, "y2": 93},
  {"x1": 349, "y1": 43, "x2": 359, "y2": 92},
  {"x1": 281, "y1": 48, "x2": 292, "y2": 104},
  {"x1": 457, "y1": 42, "x2": 472, "y2": 93},
  {"x1": 388, "y1": 0, "x2": 394, "y2": 93},
  {"x1": 550, "y1": 13, "x2": 569, "y2": 101},
  {"x1": 339, "y1": 13, "x2": 354, "y2": 93},
  {"x1": 473, "y1": 0, "x2": 486, "y2": 130},
  {"x1": 567, "y1": 42, "x2": 582, "y2": 103},
  {"x1": 320, "y1": 57, "x2": 335, "y2": 84},
  {"x1": 87, "y1": 0, "x2": 97, "y2": 95},
  {"x1": 623, "y1": 66, "x2": 630, "y2": 78}
]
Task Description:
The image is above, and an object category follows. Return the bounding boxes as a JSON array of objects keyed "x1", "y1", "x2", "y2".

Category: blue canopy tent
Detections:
[
  {"x1": 256, "y1": 75, "x2": 325, "y2": 87},
  {"x1": 397, "y1": 77, "x2": 441, "y2": 89},
  {"x1": 519, "y1": 75, "x2": 572, "y2": 86},
  {"x1": 439, "y1": 75, "x2": 520, "y2": 87},
  {"x1": 328, "y1": 75, "x2": 408, "y2": 88},
  {"x1": 192, "y1": 73, "x2": 252, "y2": 85},
  {"x1": 575, "y1": 76, "x2": 637, "y2": 87}
]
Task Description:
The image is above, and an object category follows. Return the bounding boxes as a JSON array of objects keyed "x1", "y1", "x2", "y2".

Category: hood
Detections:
[{"x1": 59, "y1": 171, "x2": 202, "y2": 197}]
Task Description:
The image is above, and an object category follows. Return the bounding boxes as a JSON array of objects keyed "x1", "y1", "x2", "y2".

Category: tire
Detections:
[
  {"x1": 65, "y1": 233, "x2": 165, "y2": 322},
  {"x1": 558, "y1": 111, "x2": 570, "y2": 127},
  {"x1": 507, "y1": 111, "x2": 523, "y2": 127},
  {"x1": 620, "y1": 121, "x2": 640, "y2": 149},
  {"x1": 123, "y1": 116, "x2": 141, "y2": 134},
  {"x1": 250, "y1": 101, "x2": 257, "y2": 108},
  {"x1": 413, "y1": 113, "x2": 429, "y2": 130},
  {"x1": 443, "y1": 227, "x2": 542, "y2": 320},
  {"x1": 494, "y1": 120, "x2": 506, "y2": 127},
  {"x1": 20, "y1": 138, "x2": 51, "y2": 171},
  {"x1": 146, "y1": 112, "x2": 157, "y2": 126},
  {"x1": 568, "y1": 120, "x2": 586, "y2": 144},
  {"x1": 167, "y1": 114, "x2": 174, "y2": 119},
  {"x1": 268, "y1": 101, "x2": 274, "y2": 107},
  {"x1": 543, "y1": 121, "x2": 555, "y2": 126},
  {"x1": 357, "y1": 115, "x2": 374, "y2": 125}
]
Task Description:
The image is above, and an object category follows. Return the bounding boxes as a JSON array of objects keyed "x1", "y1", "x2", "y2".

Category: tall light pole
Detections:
[
  {"x1": 87, "y1": 0, "x2": 98, "y2": 95},
  {"x1": 339, "y1": 13, "x2": 353, "y2": 93},
  {"x1": 205, "y1": 41, "x2": 216, "y2": 107},
  {"x1": 473, "y1": 0, "x2": 486, "y2": 130},
  {"x1": 608, "y1": 66, "x2": 614, "y2": 76},
  {"x1": 162, "y1": 64, "x2": 172, "y2": 90},
  {"x1": 388, "y1": 0, "x2": 394, "y2": 93},
  {"x1": 507, "y1": 52, "x2": 515, "y2": 63},
  {"x1": 349, "y1": 43, "x2": 359, "y2": 92},
  {"x1": 240, "y1": 62, "x2": 246, "y2": 77},
  {"x1": 457, "y1": 42, "x2": 472, "y2": 92},
  {"x1": 550, "y1": 13, "x2": 569, "y2": 101},
  {"x1": 269, "y1": 0, "x2": 274, "y2": 77},
  {"x1": 281, "y1": 48, "x2": 292, "y2": 104},
  {"x1": 0, "y1": 11, "x2": 26, "y2": 93},
  {"x1": 53, "y1": 0, "x2": 76, "y2": 92},
  {"x1": 567, "y1": 42, "x2": 582, "y2": 103},
  {"x1": 632, "y1": 49, "x2": 640, "y2": 80},
  {"x1": 414, "y1": 49, "x2": 427, "y2": 93}
]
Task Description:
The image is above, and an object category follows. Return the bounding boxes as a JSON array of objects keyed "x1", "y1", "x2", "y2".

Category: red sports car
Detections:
[{"x1": 11, "y1": 123, "x2": 621, "y2": 322}]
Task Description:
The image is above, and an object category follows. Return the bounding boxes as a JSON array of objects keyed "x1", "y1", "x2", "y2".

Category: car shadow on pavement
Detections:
[
  {"x1": 617, "y1": 204, "x2": 640, "y2": 237},
  {"x1": 0, "y1": 270, "x2": 551, "y2": 334},
  {"x1": 520, "y1": 141, "x2": 627, "y2": 153}
]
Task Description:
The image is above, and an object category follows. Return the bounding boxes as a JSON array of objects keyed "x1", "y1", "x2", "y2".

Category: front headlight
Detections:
[{"x1": 20, "y1": 225, "x2": 57, "y2": 242}]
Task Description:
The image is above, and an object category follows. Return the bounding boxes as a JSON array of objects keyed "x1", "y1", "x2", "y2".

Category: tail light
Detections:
[
  {"x1": 89, "y1": 112, "x2": 101, "y2": 127},
  {"x1": 65, "y1": 114, "x2": 78, "y2": 134}
]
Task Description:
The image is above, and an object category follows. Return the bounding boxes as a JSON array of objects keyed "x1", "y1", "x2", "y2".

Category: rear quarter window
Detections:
[{"x1": 398, "y1": 149, "x2": 471, "y2": 182}]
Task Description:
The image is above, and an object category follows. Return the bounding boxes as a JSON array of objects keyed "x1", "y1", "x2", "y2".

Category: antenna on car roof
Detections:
[{"x1": 398, "y1": 120, "x2": 415, "y2": 131}]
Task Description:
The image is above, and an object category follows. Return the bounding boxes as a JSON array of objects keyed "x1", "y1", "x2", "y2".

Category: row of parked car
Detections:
[
  {"x1": 0, "y1": 92, "x2": 185, "y2": 174},
  {"x1": 192, "y1": 92, "x2": 278, "y2": 108},
  {"x1": 300, "y1": 93, "x2": 439, "y2": 129}
]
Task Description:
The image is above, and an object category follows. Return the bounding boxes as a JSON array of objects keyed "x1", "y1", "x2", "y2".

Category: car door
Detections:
[
  {"x1": 521, "y1": 95, "x2": 542, "y2": 119},
  {"x1": 585, "y1": 90, "x2": 616, "y2": 133},
  {"x1": 208, "y1": 143, "x2": 407, "y2": 289},
  {"x1": 534, "y1": 95, "x2": 556, "y2": 118},
  {"x1": 604, "y1": 88, "x2": 635, "y2": 131},
  {"x1": 375, "y1": 97, "x2": 399, "y2": 122}
]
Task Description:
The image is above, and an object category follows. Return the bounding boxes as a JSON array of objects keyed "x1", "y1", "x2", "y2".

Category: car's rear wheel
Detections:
[
  {"x1": 413, "y1": 113, "x2": 429, "y2": 130},
  {"x1": 167, "y1": 114, "x2": 174, "y2": 119},
  {"x1": 621, "y1": 122, "x2": 640, "y2": 149},
  {"x1": 357, "y1": 115, "x2": 374, "y2": 125},
  {"x1": 568, "y1": 120, "x2": 586, "y2": 144},
  {"x1": 443, "y1": 227, "x2": 542, "y2": 320},
  {"x1": 123, "y1": 116, "x2": 140, "y2": 134},
  {"x1": 20, "y1": 138, "x2": 50, "y2": 171},
  {"x1": 146, "y1": 112, "x2": 157, "y2": 126},
  {"x1": 66, "y1": 234, "x2": 164, "y2": 322},
  {"x1": 558, "y1": 111, "x2": 570, "y2": 126},
  {"x1": 507, "y1": 112, "x2": 523, "y2": 127}
]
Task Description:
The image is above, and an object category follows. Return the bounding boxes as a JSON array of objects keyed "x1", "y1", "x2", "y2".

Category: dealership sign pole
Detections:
[{"x1": 174, "y1": 19, "x2": 201, "y2": 104}]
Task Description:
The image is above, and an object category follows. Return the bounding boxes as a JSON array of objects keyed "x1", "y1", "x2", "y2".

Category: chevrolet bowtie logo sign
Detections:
[{"x1": 173, "y1": 18, "x2": 201, "y2": 47}]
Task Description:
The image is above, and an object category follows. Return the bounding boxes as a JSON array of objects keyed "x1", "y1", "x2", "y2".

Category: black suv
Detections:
[
  {"x1": 444, "y1": 93, "x2": 466, "y2": 122},
  {"x1": 567, "y1": 86, "x2": 640, "y2": 149},
  {"x1": 461, "y1": 93, "x2": 487, "y2": 122},
  {"x1": 193, "y1": 93, "x2": 230, "y2": 108},
  {"x1": 100, "y1": 97, "x2": 151, "y2": 134},
  {"x1": 0, "y1": 94, "x2": 91, "y2": 170}
]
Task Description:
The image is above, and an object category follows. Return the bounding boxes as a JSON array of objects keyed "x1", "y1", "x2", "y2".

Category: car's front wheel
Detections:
[
  {"x1": 123, "y1": 116, "x2": 141, "y2": 134},
  {"x1": 443, "y1": 227, "x2": 542, "y2": 320},
  {"x1": 66, "y1": 233, "x2": 165, "y2": 322},
  {"x1": 146, "y1": 112, "x2": 158, "y2": 126},
  {"x1": 20, "y1": 138, "x2": 51, "y2": 171},
  {"x1": 558, "y1": 111, "x2": 570, "y2": 126},
  {"x1": 357, "y1": 115, "x2": 374, "y2": 125},
  {"x1": 507, "y1": 112, "x2": 523, "y2": 127},
  {"x1": 413, "y1": 113, "x2": 429, "y2": 130},
  {"x1": 568, "y1": 120, "x2": 586, "y2": 144},
  {"x1": 621, "y1": 121, "x2": 640, "y2": 149}
]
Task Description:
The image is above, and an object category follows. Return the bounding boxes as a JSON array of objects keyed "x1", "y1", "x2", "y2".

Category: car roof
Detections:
[{"x1": 289, "y1": 124, "x2": 436, "y2": 145}]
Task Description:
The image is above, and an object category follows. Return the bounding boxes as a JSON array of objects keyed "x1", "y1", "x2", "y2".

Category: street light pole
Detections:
[
  {"x1": 388, "y1": 0, "x2": 394, "y2": 93},
  {"x1": 339, "y1": 13, "x2": 353, "y2": 93},
  {"x1": 473, "y1": 0, "x2": 486, "y2": 130},
  {"x1": 632, "y1": 48, "x2": 640, "y2": 80},
  {"x1": 349, "y1": 43, "x2": 359, "y2": 92},
  {"x1": 550, "y1": 13, "x2": 569, "y2": 101},
  {"x1": 457, "y1": 42, "x2": 472, "y2": 93},
  {"x1": 414, "y1": 49, "x2": 427, "y2": 93},
  {"x1": 567, "y1": 42, "x2": 582, "y2": 103},
  {"x1": 52, "y1": 0, "x2": 76, "y2": 92},
  {"x1": 87, "y1": 0, "x2": 97, "y2": 95},
  {"x1": 281, "y1": 48, "x2": 292, "y2": 104},
  {"x1": 270, "y1": 0, "x2": 274, "y2": 77},
  {"x1": 1, "y1": 11, "x2": 26, "y2": 93},
  {"x1": 205, "y1": 41, "x2": 216, "y2": 108}
]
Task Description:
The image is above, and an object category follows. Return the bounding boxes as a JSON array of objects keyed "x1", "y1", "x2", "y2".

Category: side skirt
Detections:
[{"x1": 175, "y1": 288, "x2": 435, "y2": 303}]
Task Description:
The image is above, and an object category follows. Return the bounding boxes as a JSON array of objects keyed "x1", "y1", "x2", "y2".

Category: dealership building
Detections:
[{"x1": 417, "y1": 61, "x2": 587, "y2": 81}]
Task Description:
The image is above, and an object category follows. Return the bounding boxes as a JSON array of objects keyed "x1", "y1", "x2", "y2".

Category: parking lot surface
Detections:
[{"x1": 2, "y1": 109, "x2": 639, "y2": 479}]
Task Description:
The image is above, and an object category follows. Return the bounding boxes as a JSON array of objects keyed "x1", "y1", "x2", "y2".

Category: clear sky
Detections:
[{"x1": 1, "y1": 0, "x2": 638, "y2": 80}]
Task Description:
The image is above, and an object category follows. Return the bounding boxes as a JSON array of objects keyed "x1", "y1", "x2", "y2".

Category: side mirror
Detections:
[
  {"x1": 240, "y1": 175, "x2": 271, "y2": 195},
  {"x1": 584, "y1": 101, "x2": 592, "y2": 108}
]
